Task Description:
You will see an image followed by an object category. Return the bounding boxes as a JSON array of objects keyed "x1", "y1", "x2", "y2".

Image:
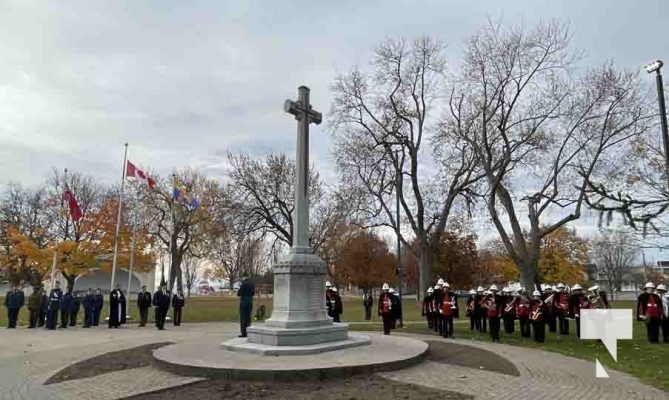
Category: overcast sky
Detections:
[{"x1": 1, "y1": 0, "x2": 668, "y2": 262}]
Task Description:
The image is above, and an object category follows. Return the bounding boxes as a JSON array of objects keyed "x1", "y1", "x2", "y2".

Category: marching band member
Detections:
[
  {"x1": 378, "y1": 283, "x2": 393, "y2": 335},
  {"x1": 568, "y1": 284, "x2": 589, "y2": 338},
  {"x1": 656, "y1": 284, "x2": 668, "y2": 343},
  {"x1": 515, "y1": 288, "x2": 531, "y2": 338},
  {"x1": 474, "y1": 286, "x2": 487, "y2": 333},
  {"x1": 542, "y1": 285, "x2": 557, "y2": 333},
  {"x1": 529, "y1": 290, "x2": 546, "y2": 343},
  {"x1": 439, "y1": 282, "x2": 456, "y2": 338},
  {"x1": 555, "y1": 283, "x2": 570, "y2": 336},
  {"x1": 422, "y1": 287, "x2": 435, "y2": 329},
  {"x1": 325, "y1": 281, "x2": 334, "y2": 319},
  {"x1": 466, "y1": 289, "x2": 476, "y2": 332},
  {"x1": 486, "y1": 285, "x2": 503, "y2": 343},
  {"x1": 637, "y1": 282, "x2": 662, "y2": 344},
  {"x1": 502, "y1": 287, "x2": 516, "y2": 335},
  {"x1": 389, "y1": 288, "x2": 401, "y2": 329},
  {"x1": 433, "y1": 279, "x2": 445, "y2": 335}
]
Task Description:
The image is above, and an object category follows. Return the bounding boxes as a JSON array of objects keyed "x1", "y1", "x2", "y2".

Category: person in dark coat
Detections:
[
  {"x1": 60, "y1": 290, "x2": 73, "y2": 328},
  {"x1": 82, "y1": 288, "x2": 95, "y2": 328},
  {"x1": 69, "y1": 292, "x2": 81, "y2": 327},
  {"x1": 422, "y1": 287, "x2": 435, "y2": 329},
  {"x1": 363, "y1": 291, "x2": 373, "y2": 321},
  {"x1": 325, "y1": 281, "x2": 334, "y2": 319},
  {"x1": 46, "y1": 281, "x2": 63, "y2": 330},
  {"x1": 5, "y1": 284, "x2": 25, "y2": 328},
  {"x1": 38, "y1": 289, "x2": 48, "y2": 327},
  {"x1": 172, "y1": 288, "x2": 185, "y2": 326},
  {"x1": 389, "y1": 288, "x2": 402, "y2": 329},
  {"x1": 529, "y1": 290, "x2": 547, "y2": 343},
  {"x1": 237, "y1": 274, "x2": 255, "y2": 337},
  {"x1": 378, "y1": 283, "x2": 393, "y2": 335},
  {"x1": 332, "y1": 287, "x2": 343, "y2": 323},
  {"x1": 137, "y1": 285, "x2": 152, "y2": 327},
  {"x1": 27, "y1": 286, "x2": 42, "y2": 329},
  {"x1": 108, "y1": 284, "x2": 126, "y2": 328},
  {"x1": 93, "y1": 288, "x2": 103, "y2": 326},
  {"x1": 474, "y1": 286, "x2": 487, "y2": 333},
  {"x1": 153, "y1": 283, "x2": 170, "y2": 330}
]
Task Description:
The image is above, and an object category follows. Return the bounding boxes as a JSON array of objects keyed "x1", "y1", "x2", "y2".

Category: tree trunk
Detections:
[
  {"x1": 62, "y1": 272, "x2": 77, "y2": 293},
  {"x1": 169, "y1": 253, "x2": 182, "y2": 291},
  {"x1": 418, "y1": 241, "x2": 433, "y2": 302},
  {"x1": 519, "y1": 262, "x2": 540, "y2": 293}
]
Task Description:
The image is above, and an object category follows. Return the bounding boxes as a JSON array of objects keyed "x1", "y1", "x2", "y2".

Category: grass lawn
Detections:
[{"x1": 2, "y1": 296, "x2": 666, "y2": 391}]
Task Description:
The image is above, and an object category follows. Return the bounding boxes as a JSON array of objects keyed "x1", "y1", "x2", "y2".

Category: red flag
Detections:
[
  {"x1": 126, "y1": 160, "x2": 155, "y2": 190},
  {"x1": 62, "y1": 189, "x2": 83, "y2": 222}
]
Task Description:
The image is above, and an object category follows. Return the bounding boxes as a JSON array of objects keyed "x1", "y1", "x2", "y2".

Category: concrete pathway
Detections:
[{"x1": 0, "y1": 323, "x2": 665, "y2": 400}]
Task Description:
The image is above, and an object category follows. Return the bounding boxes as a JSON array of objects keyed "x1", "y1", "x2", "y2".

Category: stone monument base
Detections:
[
  {"x1": 241, "y1": 322, "x2": 349, "y2": 347},
  {"x1": 222, "y1": 330, "x2": 369, "y2": 356}
]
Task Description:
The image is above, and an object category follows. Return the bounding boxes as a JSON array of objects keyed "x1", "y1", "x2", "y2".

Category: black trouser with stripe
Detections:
[
  {"x1": 558, "y1": 316, "x2": 569, "y2": 335},
  {"x1": 519, "y1": 317, "x2": 531, "y2": 338},
  {"x1": 489, "y1": 317, "x2": 501, "y2": 342},
  {"x1": 382, "y1": 314, "x2": 392, "y2": 335},
  {"x1": 503, "y1": 315, "x2": 514, "y2": 334},
  {"x1": 647, "y1": 319, "x2": 661, "y2": 343},
  {"x1": 661, "y1": 319, "x2": 669, "y2": 343},
  {"x1": 441, "y1": 315, "x2": 453, "y2": 338},
  {"x1": 532, "y1": 320, "x2": 545, "y2": 343}
]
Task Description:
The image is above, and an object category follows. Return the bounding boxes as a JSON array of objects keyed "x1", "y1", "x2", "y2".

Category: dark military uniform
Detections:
[
  {"x1": 237, "y1": 278, "x2": 255, "y2": 337},
  {"x1": 27, "y1": 288, "x2": 42, "y2": 328},
  {"x1": 46, "y1": 287, "x2": 63, "y2": 330},
  {"x1": 172, "y1": 292, "x2": 185, "y2": 326},
  {"x1": 137, "y1": 290, "x2": 152, "y2": 326},
  {"x1": 5, "y1": 288, "x2": 25, "y2": 328}
]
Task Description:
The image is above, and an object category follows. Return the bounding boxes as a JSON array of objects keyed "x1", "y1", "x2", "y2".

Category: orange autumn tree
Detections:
[
  {"x1": 335, "y1": 230, "x2": 396, "y2": 293},
  {"x1": 0, "y1": 227, "x2": 53, "y2": 286},
  {"x1": 432, "y1": 230, "x2": 479, "y2": 288}
]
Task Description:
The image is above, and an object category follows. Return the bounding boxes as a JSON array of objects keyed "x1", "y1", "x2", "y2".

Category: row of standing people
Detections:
[
  {"x1": 636, "y1": 282, "x2": 669, "y2": 344},
  {"x1": 4, "y1": 282, "x2": 187, "y2": 331}
]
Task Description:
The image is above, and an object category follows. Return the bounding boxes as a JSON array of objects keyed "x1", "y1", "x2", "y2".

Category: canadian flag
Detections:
[
  {"x1": 126, "y1": 160, "x2": 155, "y2": 190},
  {"x1": 62, "y1": 189, "x2": 83, "y2": 221}
]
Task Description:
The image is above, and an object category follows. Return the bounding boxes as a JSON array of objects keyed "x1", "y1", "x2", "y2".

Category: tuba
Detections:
[{"x1": 587, "y1": 286, "x2": 605, "y2": 309}]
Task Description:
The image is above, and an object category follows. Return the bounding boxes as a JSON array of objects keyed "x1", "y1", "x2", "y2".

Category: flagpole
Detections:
[
  {"x1": 110, "y1": 143, "x2": 129, "y2": 294},
  {"x1": 50, "y1": 168, "x2": 68, "y2": 289},
  {"x1": 168, "y1": 173, "x2": 176, "y2": 293},
  {"x1": 126, "y1": 211, "x2": 137, "y2": 319}
]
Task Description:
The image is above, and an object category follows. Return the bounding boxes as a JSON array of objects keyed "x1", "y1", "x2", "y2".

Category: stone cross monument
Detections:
[{"x1": 224, "y1": 86, "x2": 369, "y2": 353}]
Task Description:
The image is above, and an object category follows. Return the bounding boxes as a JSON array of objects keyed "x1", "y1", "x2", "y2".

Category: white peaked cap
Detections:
[
  {"x1": 557, "y1": 283, "x2": 565, "y2": 288},
  {"x1": 656, "y1": 284, "x2": 667, "y2": 291},
  {"x1": 469, "y1": 289, "x2": 476, "y2": 295},
  {"x1": 645, "y1": 282, "x2": 655, "y2": 289},
  {"x1": 427, "y1": 287, "x2": 434, "y2": 293},
  {"x1": 382, "y1": 283, "x2": 389, "y2": 290},
  {"x1": 477, "y1": 286, "x2": 484, "y2": 292},
  {"x1": 443, "y1": 282, "x2": 450, "y2": 288},
  {"x1": 325, "y1": 281, "x2": 332, "y2": 287},
  {"x1": 332, "y1": 287, "x2": 338, "y2": 292},
  {"x1": 572, "y1": 284, "x2": 582, "y2": 290},
  {"x1": 435, "y1": 283, "x2": 442, "y2": 288},
  {"x1": 437, "y1": 278, "x2": 445, "y2": 285},
  {"x1": 389, "y1": 288, "x2": 396, "y2": 293},
  {"x1": 533, "y1": 290, "x2": 541, "y2": 297},
  {"x1": 490, "y1": 285, "x2": 498, "y2": 291}
]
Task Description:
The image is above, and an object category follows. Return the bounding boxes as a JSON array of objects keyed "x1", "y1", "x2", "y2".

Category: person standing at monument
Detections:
[
  {"x1": 474, "y1": 286, "x2": 487, "y2": 333},
  {"x1": 529, "y1": 290, "x2": 546, "y2": 343},
  {"x1": 137, "y1": 285, "x2": 152, "y2": 327},
  {"x1": 5, "y1": 284, "x2": 24, "y2": 328},
  {"x1": 422, "y1": 287, "x2": 434, "y2": 329},
  {"x1": 69, "y1": 292, "x2": 81, "y2": 327},
  {"x1": 378, "y1": 283, "x2": 393, "y2": 335},
  {"x1": 656, "y1": 284, "x2": 668, "y2": 343},
  {"x1": 516, "y1": 288, "x2": 531, "y2": 338},
  {"x1": 82, "y1": 288, "x2": 95, "y2": 328},
  {"x1": 46, "y1": 281, "x2": 63, "y2": 330},
  {"x1": 27, "y1": 286, "x2": 42, "y2": 329},
  {"x1": 486, "y1": 285, "x2": 503, "y2": 343},
  {"x1": 153, "y1": 283, "x2": 170, "y2": 330},
  {"x1": 331, "y1": 287, "x2": 342, "y2": 323},
  {"x1": 555, "y1": 284, "x2": 570, "y2": 336},
  {"x1": 237, "y1": 273, "x2": 255, "y2": 337},
  {"x1": 172, "y1": 288, "x2": 185, "y2": 326},
  {"x1": 93, "y1": 288, "x2": 103, "y2": 326},
  {"x1": 38, "y1": 288, "x2": 48, "y2": 327},
  {"x1": 439, "y1": 283, "x2": 456, "y2": 338},
  {"x1": 108, "y1": 283, "x2": 126, "y2": 328},
  {"x1": 637, "y1": 282, "x2": 662, "y2": 344},
  {"x1": 362, "y1": 291, "x2": 373, "y2": 321},
  {"x1": 325, "y1": 281, "x2": 334, "y2": 319},
  {"x1": 568, "y1": 284, "x2": 588, "y2": 338}
]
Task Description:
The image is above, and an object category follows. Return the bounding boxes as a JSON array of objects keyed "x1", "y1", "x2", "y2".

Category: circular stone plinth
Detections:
[{"x1": 152, "y1": 333, "x2": 428, "y2": 381}]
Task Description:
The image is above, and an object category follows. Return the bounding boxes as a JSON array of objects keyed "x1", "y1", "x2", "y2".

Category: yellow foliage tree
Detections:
[{"x1": 0, "y1": 227, "x2": 53, "y2": 286}]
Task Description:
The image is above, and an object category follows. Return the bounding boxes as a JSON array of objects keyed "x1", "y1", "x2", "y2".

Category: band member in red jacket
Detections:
[
  {"x1": 325, "y1": 281, "x2": 334, "y2": 319},
  {"x1": 474, "y1": 286, "x2": 487, "y2": 333},
  {"x1": 555, "y1": 283, "x2": 570, "y2": 336},
  {"x1": 466, "y1": 289, "x2": 476, "y2": 332},
  {"x1": 529, "y1": 290, "x2": 546, "y2": 343},
  {"x1": 501, "y1": 287, "x2": 516, "y2": 335},
  {"x1": 568, "y1": 284, "x2": 590, "y2": 338},
  {"x1": 637, "y1": 282, "x2": 663, "y2": 344},
  {"x1": 378, "y1": 283, "x2": 393, "y2": 335},
  {"x1": 485, "y1": 285, "x2": 503, "y2": 343},
  {"x1": 439, "y1": 283, "x2": 456, "y2": 338},
  {"x1": 422, "y1": 287, "x2": 434, "y2": 329},
  {"x1": 515, "y1": 288, "x2": 531, "y2": 338},
  {"x1": 433, "y1": 279, "x2": 444, "y2": 334},
  {"x1": 542, "y1": 285, "x2": 557, "y2": 334},
  {"x1": 656, "y1": 284, "x2": 669, "y2": 343}
]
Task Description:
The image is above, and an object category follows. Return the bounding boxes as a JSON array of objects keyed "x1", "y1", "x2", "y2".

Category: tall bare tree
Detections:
[
  {"x1": 181, "y1": 254, "x2": 201, "y2": 297},
  {"x1": 446, "y1": 20, "x2": 652, "y2": 290},
  {"x1": 330, "y1": 36, "x2": 482, "y2": 298},
  {"x1": 591, "y1": 230, "x2": 640, "y2": 300}
]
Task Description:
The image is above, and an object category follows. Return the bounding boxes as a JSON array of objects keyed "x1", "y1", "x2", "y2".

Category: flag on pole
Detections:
[
  {"x1": 126, "y1": 160, "x2": 155, "y2": 190},
  {"x1": 61, "y1": 189, "x2": 83, "y2": 221},
  {"x1": 172, "y1": 186, "x2": 200, "y2": 210}
]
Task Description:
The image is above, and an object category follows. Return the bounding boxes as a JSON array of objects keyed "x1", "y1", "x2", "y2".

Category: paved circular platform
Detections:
[{"x1": 152, "y1": 332, "x2": 428, "y2": 381}]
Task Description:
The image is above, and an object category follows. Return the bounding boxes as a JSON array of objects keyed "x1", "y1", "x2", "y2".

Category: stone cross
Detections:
[{"x1": 284, "y1": 86, "x2": 322, "y2": 249}]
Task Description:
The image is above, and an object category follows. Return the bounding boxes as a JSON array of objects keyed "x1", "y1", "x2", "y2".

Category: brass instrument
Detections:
[
  {"x1": 504, "y1": 296, "x2": 518, "y2": 314},
  {"x1": 543, "y1": 293, "x2": 555, "y2": 306},
  {"x1": 530, "y1": 303, "x2": 543, "y2": 321}
]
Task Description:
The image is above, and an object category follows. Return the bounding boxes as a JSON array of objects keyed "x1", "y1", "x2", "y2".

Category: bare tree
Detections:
[
  {"x1": 591, "y1": 230, "x2": 639, "y2": 300},
  {"x1": 446, "y1": 20, "x2": 652, "y2": 290},
  {"x1": 181, "y1": 254, "x2": 201, "y2": 297},
  {"x1": 330, "y1": 36, "x2": 482, "y2": 298},
  {"x1": 142, "y1": 168, "x2": 219, "y2": 291}
]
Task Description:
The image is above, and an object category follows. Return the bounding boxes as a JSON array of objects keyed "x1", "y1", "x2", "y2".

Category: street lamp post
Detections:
[
  {"x1": 396, "y1": 183, "x2": 404, "y2": 327},
  {"x1": 646, "y1": 60, "x2": 669, "y2": 188}
]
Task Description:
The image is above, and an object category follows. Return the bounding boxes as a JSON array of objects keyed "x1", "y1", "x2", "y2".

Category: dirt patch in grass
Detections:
[
  {"x1": 44, "y1": 342, "x2": 173, "y2": 385},
  {"x1": 122, "y1": 374, "x2": 472, "y2": 400},
  {"x1": 426, "y1": 340, "x2": 520, "y2": 376}
]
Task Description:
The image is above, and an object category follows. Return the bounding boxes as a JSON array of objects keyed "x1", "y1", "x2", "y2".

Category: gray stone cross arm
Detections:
[{"x1": 284, "y1": 86, "x2": 322, "y2": 124}]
